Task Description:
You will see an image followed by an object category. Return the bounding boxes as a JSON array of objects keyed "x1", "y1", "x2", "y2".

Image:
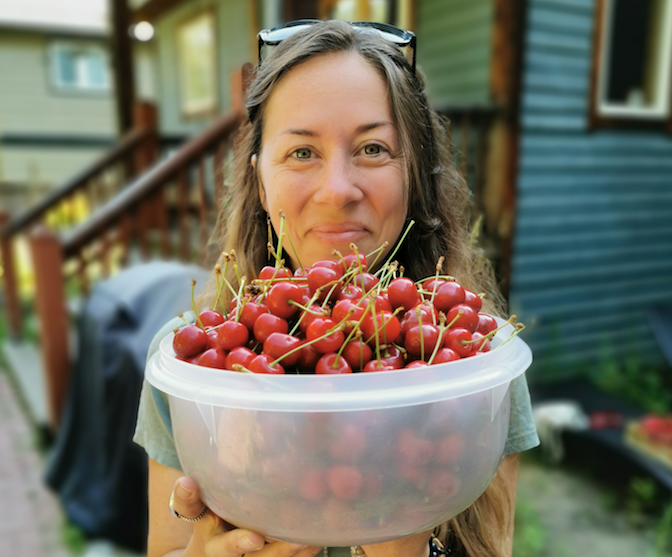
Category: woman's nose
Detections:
[{"x1": 312, "y1": 156, "x2": 364, "y2": 208}]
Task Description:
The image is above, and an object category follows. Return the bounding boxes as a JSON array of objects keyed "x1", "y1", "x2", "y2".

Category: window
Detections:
[
  {"x1": 50, "y1": 43, "x2": 111, "y2": 92},
  {"x1": 590, "y1": 0, "x2": 672, "y2": 127},
  {"x1": 176, "y1": 10, "x2": 218, "y2": 117}
]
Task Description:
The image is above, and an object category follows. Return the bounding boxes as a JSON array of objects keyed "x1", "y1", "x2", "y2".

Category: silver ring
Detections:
[{"x1": 169, "y1": 490, "x2": 208, "y2": 523}]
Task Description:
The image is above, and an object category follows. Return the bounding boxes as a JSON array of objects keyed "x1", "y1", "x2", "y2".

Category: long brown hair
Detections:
[{"x1": 203, "y1": 20, "x2": 510, "y2": 556}]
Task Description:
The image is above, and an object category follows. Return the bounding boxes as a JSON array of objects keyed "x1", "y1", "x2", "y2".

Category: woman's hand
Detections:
[
  {"x1": 148, "y1": 458, "x2": 322, "y2": 557},
  {"x1": 169, "y1": 476, "x2": 323, "y2": 557}
]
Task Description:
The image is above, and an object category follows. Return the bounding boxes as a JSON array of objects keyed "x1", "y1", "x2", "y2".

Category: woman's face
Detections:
[{"x1": 256, "y1": 51, "x2": 408, "y2": 270}]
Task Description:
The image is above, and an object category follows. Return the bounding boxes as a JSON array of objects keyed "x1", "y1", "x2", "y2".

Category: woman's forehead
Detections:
[{"x1": 262, "y1": 52, "x2": 393, "y2": 130}]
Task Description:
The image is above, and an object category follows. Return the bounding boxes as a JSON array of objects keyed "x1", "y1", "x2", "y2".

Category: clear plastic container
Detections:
[{"x1": 146, "y1": 318, "x2": 532, "y2": 546}]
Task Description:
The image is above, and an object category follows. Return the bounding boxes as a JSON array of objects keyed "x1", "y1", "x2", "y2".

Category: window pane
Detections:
[
  {"x1": 58, "y1": 49, "x2": 78, "y2": 86},
  {"x1": 86, "y1": 50, "x2": 107, "y2": 88}
]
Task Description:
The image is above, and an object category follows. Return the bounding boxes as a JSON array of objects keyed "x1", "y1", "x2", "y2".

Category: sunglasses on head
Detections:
[{"x1": 257, "y1": 19, "x2": 417, "y2": 74}]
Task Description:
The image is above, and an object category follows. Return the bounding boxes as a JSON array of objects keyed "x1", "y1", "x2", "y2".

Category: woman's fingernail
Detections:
[
  {"x1": 175, "y1": 482, "x2": 193, "y2": 499},
  {"x1": 240, "y1": 534, "x2": 264, "y2": 551},
  {"x1": 289, "y1": 544, "x2": 307, "y2": 551}
]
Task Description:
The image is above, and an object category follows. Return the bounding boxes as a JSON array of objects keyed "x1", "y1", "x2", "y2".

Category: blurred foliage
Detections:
[
  {"x1": 513, "y1": 490, "x2": 548, "y2": 556},
  {"x1": 61, "y1": 520, "x2": 86, "y2": 555},
  {"x1": 587, "y1": 349, "x2": 672, "y2": 414}
]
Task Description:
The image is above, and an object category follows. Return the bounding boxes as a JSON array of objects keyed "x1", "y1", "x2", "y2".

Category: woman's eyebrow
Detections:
[{"x1": 280, "y1": 122, "x2": 393, "y2": 137}]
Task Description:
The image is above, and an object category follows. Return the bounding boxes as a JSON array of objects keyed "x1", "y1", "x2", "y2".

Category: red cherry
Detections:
[
  {"x1": 338, "y1": 284, "x2": 363, "y2": 302},
  {"x1": 463, "y1": 289, "x2": 483, "y2": 311},
  {"x1": 326, "y1": 465, "x2": 362, "y2": 499},
  {"x1": 266, "y1": 281, "x2": 303, "y2": 319},
  {"x1": 263, "y1": 332, "x2": 302, "y2": 367},
  {"x1": 446, "y1": 304, "x2": 479, "y2": 332},
  {"x1": 315, "y1": 353, "x2": 352, "y2": 374},
  {"x1": 195, "y1": 348, "x2": 228, "y2": 369},
  {"x1": 239, "y1": 302, "x2": 269, "y2": 331},
  {"x1": 433, "y1": 281, "x2": 466, "y2": 312},
  {"x1": 378, "y1": 345, "x2": 405, "y2": 368},
  {"x1": 400, "y1": 303, "x2": 438, "y2": 335},
  {"x1": 374, "y1": 294, "x2": 393, "y2": 313},
  {"x1": 421, "y1": 278, "x2": 446, "y2": 298},
  {"x1": 443, "y1": 328, "x2": 472, "y2": 358},
  {"x1": 329, "y1": 422, "x2": 367, "y2": 462},
  {"x1": 341, "y1": 340, "x2": 373, "y2": 371},
  {"x1": 297, "y1": 343, "x2": 321, "y2": 374},
  {"x1": 225, "y1": 346, "x2": 256, "y2": 371},
  {"x1": 404, "y1": 324, "x2": 441, "y2": 358},
  {"x1": 306, "y1": 318, "x2": 345, "y2": 354},
  {"x1": 298, "y1": 305, "x2": 328, "y2": 334},
  {"x1": 206, "y1": 328, "x2": 221, "y2": 350},
  {"x1": 352, "y1": 272, "x2": 379, "y2": 294},
  {"x1": 432, "y1": 347, "x2": 461, "y2": 364},
  {"x1": 362, "y1": 359, "x2": 399, "y2": 372},
  {"x1": 173, "y1": 325, "x2": 208, "y2": 359},
  {"x1": 434, "y1": 434, "x2": 465, "y2": 465},
  {"x1": 405, "y1": 360, "x2": 429, "y2": 368},
  {"x1": 312, "y1": 259, "x2": 341, "y2": 273},
  {"x1": 253, "y1": 313, "x2": 289, "y2": 343},
  {"x1": 217, "y1": 320, "x2": 250, "y2": 350},
  {"x1": 299, "y1": 468, "x2": 327, "y2": 502},
  {"x1": 307, "y1": 266, "x2": 343, "y2": 301},
  {"x1": 470, "y1": 331, "x2": 491, "y2": 353},
  {"x1": 332, "y1": 299, "x2": 365, "y2": 325},
  {"x1": 476, "y1": 313, "x2": 498, "y2": 335},
  {"x1": 361, "y1": 311, "x2": 401, "y2": 345},
  {"x1": 340, "y1": 253, "x2": 368, "y2": 273},
  {"x1": 198, "y1": 310, "x2": 225, "y2": 329},
  {"x1": 396, "y1": 428, "x2": 434, "y2": 467},
  {"x1": 258, "y1": 265, "x2": 292, "y2": 281},
  {"x1": 249, "y1": 353, "x2": 285, "y2": 374},
  {"x1": 387, "y1": 277, "x2": 421, "y2": 310}
]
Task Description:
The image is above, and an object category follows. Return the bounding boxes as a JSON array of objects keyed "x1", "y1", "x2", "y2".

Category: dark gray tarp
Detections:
[{"x1": 45, "y1": 261, "x2": 209, "y2": 551}]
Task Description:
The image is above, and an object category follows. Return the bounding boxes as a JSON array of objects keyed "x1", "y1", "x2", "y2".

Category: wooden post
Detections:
[
  {"x1": 111, "y1": 0, "x2": 136, "y2": 134},
  {"x1": 29, "y1": 226, "x2": 70, "y2": 429},
  {"x1": 134, "y1": 101, "x2": 159, "y2": 173},
  {"x1": 0, "y1": 213, "x2": 22, "y2": 339}
]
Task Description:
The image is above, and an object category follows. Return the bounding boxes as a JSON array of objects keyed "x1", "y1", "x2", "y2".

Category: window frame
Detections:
[{"x1": 588, "y1": 0, "x2": 672, "y2": 133}]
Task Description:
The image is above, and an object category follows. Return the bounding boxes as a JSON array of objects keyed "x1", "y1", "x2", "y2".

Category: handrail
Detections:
[
  {"x1": 62, "y1": 109, "x2": 243, "y2": 257},
  {"x1": 0, "y1": 126, "x2": 154, "y2": 240}
]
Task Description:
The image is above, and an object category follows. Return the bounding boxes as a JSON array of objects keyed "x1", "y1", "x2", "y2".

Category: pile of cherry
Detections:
[{"x1": 172, "y1": 247, "x2": 522, "y2": 374}]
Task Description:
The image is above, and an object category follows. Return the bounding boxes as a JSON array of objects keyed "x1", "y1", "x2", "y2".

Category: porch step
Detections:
[{"x1": 1, "y1": 338, "x2": 49, "y2": 429}]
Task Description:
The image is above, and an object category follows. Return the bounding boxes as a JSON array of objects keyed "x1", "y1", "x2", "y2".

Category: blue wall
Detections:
[{"x1": 508, "y1": 0, "x2": 672, "y2": 378}]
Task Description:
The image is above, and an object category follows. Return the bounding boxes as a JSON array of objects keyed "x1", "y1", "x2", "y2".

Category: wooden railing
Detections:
[
  {"x1": 0, "y1": 103, "x2": 158, "y2": 339},
  {"x1": 29, "y1": 108, "x2": 243, "y2": 429}
]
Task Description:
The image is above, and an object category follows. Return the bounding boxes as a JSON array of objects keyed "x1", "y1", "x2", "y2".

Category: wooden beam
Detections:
[
  {"x1": 488, "y1": 0, "x2": 528, "y2": 301},
  {"x1": 132, "y1": 0, "x2": 189, "y2": 22},
  {"x1": 0, "y1": 213, "x2": 22, "y2": 339},
  {"x1": 110, "y1": 0, "x2": 136, "y2": 133}
]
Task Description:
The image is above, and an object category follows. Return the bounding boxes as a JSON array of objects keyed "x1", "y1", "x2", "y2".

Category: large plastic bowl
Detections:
[{"x1": 146, "y1": 318, "x2": 532, "y2": 546}]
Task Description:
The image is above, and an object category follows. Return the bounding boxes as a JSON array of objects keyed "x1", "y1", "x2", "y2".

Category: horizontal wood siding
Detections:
[
  {"x1": 416, "y1": 0, "x2": 493, "y2": 105},
  {"x1": 509, "y1": 0, "x2": 672, "y2": 377}
]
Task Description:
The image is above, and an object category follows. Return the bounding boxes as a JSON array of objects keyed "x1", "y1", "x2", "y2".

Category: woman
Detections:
[{"x1": 134, "y1": 19, "x2": 539, "y2": 557}]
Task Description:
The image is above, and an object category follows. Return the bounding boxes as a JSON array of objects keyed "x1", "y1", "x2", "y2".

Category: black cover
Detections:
[{"x1": 45, "y1": 261, "x2": 209, "y2": 551}]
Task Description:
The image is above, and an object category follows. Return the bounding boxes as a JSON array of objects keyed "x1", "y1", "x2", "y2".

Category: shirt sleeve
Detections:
[
  {"x1": 504, "y1": 373, "x2": 540, "y2": 456},
  {"x1": 133, "y1": 316, "x2": 188, "y2": 471}
]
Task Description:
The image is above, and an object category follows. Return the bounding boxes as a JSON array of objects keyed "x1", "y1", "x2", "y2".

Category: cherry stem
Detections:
[
  {"x1": 275, "y1": 211, "x2": 285, "y2": 268},
  {"x1": 232, "y1": 364, "x2": 253, "y2": 374},
  {"x1": 280, "y1": 210, "x2": 304, "y2": 271},
  {"x1": 270, "y1": 322, "x2": 345, "y2": 367},
  {"x1": 191, "y1": 280, "x2": 204, "y2": 329},
  {"x1": 364, "y1": 306, "x2": 403, "y2": 345},
  {"x1": 427, "y1": 321, "x2": 448, "y2": 365},
  {"x1": 430, "y1": 256, "x2": 445, "y2": 305},
  {"x1": 496, "y1": 323, "x2": 526, "y2": 349},
  {"x1": 375, "y1": 219, "x2": 415, "y2": 277},
  {"x1": 445, "y1": 310, "x2": 463, "y2": 330},
  {"x1": 337, "y1": 303, "x2": 373, "y2": 358},
  {"x1": 366, "y1": 241, "x2": 389, "y2": 272},
  {"x1": 232, "y1": 277, "x2": 247, "y2": 322},
  {"x1": 288, "y1": 293, "x2": 323, "y2": 336}
]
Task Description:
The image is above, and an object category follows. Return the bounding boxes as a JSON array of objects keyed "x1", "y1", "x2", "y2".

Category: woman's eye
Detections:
[
  {"x1": 363, "y1": 144, "x2": 382, "y2": 155},
  {"x1": 293, "y1": 148, "x2": 312, "y2": 159}
]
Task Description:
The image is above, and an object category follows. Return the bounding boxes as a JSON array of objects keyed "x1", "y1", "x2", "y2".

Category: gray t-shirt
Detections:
[{"x1": 133, "y1": 316, "x2": 540, "y2": 470}]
